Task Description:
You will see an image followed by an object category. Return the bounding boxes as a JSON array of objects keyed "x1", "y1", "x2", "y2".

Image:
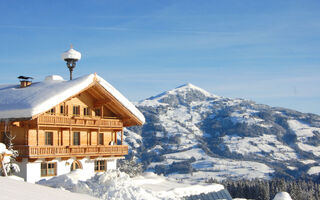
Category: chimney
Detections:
[{"x1": 18, "y1": 76, "x2": 33, "y2": 88}]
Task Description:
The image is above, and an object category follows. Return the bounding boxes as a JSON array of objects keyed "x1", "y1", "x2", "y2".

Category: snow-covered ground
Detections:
[
  {"x1": 38, "y1": 169, "x2": 225, "y2": 200},
  {"x1": 147, "y1": 148, "x2": 274, "y2": 181},
  {"x1": 307, "y1": 166, "x2": 320, "y2": 175},
  {"x1": 223, "y1": 135, "x2": 298, "y2": 161},
  {"x1": 0, "y1": 176, "x2": 99, "y2": 200},
  {"x1": 288, "y1": 120, "x2": 320, "y2": 156}
]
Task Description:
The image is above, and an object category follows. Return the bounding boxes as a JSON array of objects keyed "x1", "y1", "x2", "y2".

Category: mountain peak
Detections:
[
  {"x1": 143, "y1": 83, "x2": 218, "y2": 104},
  {"x1": 173, "y1": 83, "x2": 212, "y2": 97}
]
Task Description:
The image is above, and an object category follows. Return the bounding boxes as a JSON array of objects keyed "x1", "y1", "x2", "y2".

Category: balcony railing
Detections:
[
  {"x1": 38, "y1": 115, "x2": 123, "y2": 128},
  {"x1": 14, "y1": 145, "x2": 128, "y2": 159}
]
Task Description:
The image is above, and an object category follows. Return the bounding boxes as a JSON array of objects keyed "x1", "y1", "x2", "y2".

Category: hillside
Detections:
[{"x1": 124, "y1": 83, "x2": 320, "y2": 181}]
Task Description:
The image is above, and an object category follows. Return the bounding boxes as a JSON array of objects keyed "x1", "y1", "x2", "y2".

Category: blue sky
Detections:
[{"x1": 0, "y1": 0, "x2": 319, "y2": 114}]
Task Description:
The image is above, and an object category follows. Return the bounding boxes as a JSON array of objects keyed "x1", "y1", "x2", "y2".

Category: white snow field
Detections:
[
  {"x1": 37, "y1": 169, "x2": 225, "y2": 200},
  {"x1": 288, "y1": 120, "x2": 320, "y2": 156},
  {"x1": 223, "y1": 135, "x2": 298, "y2": 161},
  {"x1": 0, "y1": 176, "x2": 99, "y2": 200},
  {"x1": 147, "y1": 148, "x2": 274, "y2": 181},
  {"x1": 307, "y1": 166, "x2": 320, "y2": 175}
]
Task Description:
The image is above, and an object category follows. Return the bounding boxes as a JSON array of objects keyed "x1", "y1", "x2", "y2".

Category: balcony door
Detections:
[{"x1": 73, "y1": 132, "x2": 80, "y2": 145}]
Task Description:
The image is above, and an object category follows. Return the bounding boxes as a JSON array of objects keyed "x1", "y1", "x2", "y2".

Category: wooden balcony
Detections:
[
  {"x1": 38, "y1": 115, "x2": 123, "y2": 128},
  {"x1": 14, "y1": 145, "x2": 128, "y2": 159}
]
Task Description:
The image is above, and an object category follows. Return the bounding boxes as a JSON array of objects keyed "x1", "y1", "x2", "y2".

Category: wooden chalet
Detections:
[{"x1": 0, "y1": 73, "x2": 144, "y2": 182}]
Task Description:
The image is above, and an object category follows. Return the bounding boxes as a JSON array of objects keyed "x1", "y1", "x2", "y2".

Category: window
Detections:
[
  {"x1": 83, "y1": 107, "x2": 90, "y2": 116},
  {"x1": 41, "y1": 162, "x2": 56, "y2": 177},
  {"x1": 70, "y1": 160, "x2": 82, "y2": 171},
  {"x1": 73, "y1": 105, "x2": 80, "y2": 116},
  {"x1": 94, "y1": 160, "x2": 106, "y2": 172},
  {"x1": 46, "y1": 108, "x2": 55, "y2": 115},
  {"x1": 60, "y1": 105, "x2": 64, "y2": 114},
  {"x1": 95, "y1": 108, "x2": 101, "y2": 116},
  {"x1": 73, "y1": 132, "x2": 80, "y2": 145},
  {"x1": 45, "y1": 132, "x2": 53, "y2": 145},
  {"x1": 98, "y1": 133, "x2": 104, "y2": 145}
]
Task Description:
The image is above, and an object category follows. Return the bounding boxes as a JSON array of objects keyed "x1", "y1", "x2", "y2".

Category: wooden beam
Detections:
[
  {"x1": 28, "y1": 158, "x2": 38, "y2": 162},
  {"x1": 36, "y1": 123, "x2": 39, "y2": 146},
  {"x1": 94, "y1": 99, "x2": 111, "y2": 107},
  {"x1": 121, "y1": 130, "x2": 123, "y2": 145},
  {"x1": 69, "y1": 127, "x2": 72, "y2": 146}
]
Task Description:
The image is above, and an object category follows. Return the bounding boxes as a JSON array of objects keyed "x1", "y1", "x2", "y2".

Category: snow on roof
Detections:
[{"x1": 0, "y1": 74, "x2": 145, "y2": 124}]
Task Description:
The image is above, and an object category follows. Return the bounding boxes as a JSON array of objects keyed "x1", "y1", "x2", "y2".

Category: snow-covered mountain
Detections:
[{"x1": 124, "y1": 83, "x2": 320, "y2": 181}]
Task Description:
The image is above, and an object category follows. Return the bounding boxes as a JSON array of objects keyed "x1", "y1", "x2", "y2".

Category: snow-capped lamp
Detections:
[{"x1": 61, "y1": 44, "x2": 81, "y2": 80}]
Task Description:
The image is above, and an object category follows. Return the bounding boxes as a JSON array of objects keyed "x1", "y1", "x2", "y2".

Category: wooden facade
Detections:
[{"x1": 0, "y1": 81, "x2": 142, "y2": 161}]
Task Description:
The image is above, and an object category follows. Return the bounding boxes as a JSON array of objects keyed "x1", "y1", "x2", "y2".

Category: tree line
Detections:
[{"x1": 207, "y1": 178, "x2": 320, "y2": 200}]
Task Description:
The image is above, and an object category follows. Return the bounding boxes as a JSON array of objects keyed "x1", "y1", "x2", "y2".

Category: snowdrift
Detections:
[{"x1": 38, "y1": 169, "x2": 224, "y2": 200}]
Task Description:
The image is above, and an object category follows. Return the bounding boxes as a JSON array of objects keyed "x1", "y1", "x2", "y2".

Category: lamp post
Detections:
[{"x1": 61, "y1": 45, "x2": 81, "y2": 80}]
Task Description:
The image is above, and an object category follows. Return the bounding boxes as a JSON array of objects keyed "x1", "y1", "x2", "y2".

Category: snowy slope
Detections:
[
  {"x1": 124, "y1": 83, "x2": 320, "y2": 181},
  {"x1": 0, "y1": 176, "x2": 99, "y2": 200}
]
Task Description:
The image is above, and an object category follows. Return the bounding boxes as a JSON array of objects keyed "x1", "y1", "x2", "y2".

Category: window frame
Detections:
[
  {"x1": 41, "y1": 162, "x2": 57, "y2": 177},
  {"x1": 95, "y1": 108, "x2": 101, "y2": 117},
  {"x1": 94, "y1": 160, "x2": 106, "y2": 172},
  {"x1": 46, "y1": 108, "x2": 55, "y2": 115},
  {"x1": 60, "y1": 105, "x2": 64, "y2": 115},
  {"x1": 83, "y1": 107, "x2": 90, "y2": 116},
  {"x1": 45, "y1": 132, "x2": 53, "y2": 145},
  {"x1": 98, "y1": 133, "x2": 104, "y2": 145},
  {"x1": 73, "y1": 105, "x2": 80, "y2": 116},
  {"x1": 73, "y1": 132, "x2": 80, "y2": 146},
  {"x1": 70, "y1": 160, "x2": 82, "y2": 171}
]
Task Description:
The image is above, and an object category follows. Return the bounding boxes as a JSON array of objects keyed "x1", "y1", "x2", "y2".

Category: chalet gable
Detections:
[{"x1": 0, "y1": 74, "x2": 145, "y2": 126}]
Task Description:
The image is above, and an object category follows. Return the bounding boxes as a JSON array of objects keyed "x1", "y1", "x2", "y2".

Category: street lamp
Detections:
[{"x1": 61, "y1": 45, "x2": 81, "y2": 80}]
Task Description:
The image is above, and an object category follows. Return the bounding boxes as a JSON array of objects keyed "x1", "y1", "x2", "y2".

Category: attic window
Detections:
[
  {"x1": 46, "y1": 108, "x2": 55, "y2": 115},
  {"x1": 73, "y1": 105, "x2": 80, "y2": 116},
  {"x1": 95, "y1": 108, "x2": 101, "y2": 116},
  {"x1": 84, "y1": 107, "x2": 90, "y2": 116},
  {"x1": 60, "y1": 105, "x2": 64, "y2": 114}
]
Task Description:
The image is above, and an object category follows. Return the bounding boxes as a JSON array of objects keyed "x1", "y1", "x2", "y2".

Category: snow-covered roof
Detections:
[{"x1": 0, "y1": 74, "x2": 145, "y2": 124}]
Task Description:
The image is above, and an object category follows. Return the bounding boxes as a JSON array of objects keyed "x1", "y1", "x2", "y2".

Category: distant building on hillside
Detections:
[{"x1": 0, "y1": 46, "x2": 145, "y2": 183}]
